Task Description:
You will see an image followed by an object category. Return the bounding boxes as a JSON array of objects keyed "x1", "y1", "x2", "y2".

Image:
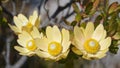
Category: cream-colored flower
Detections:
[
  {"x1": 8, "y1": 10, "x2": 40, "y2": 34},
  {"x1": 73, "y1": 22, "x2": 111, "y2": 60},
  {"x1": 14, "y1": 27, "x2": 43, "y2": 56},
  {"x1": 35, "y1": 25, "x2": 71, "y2": 61}
]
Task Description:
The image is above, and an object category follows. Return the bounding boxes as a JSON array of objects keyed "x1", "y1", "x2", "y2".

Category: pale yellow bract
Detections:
[
  {"x1": 35, "y1": 25, "x2": 71, "y2": 61},
  {"x1": 8, "y1": 10, "x2": 40, "y2": 34},
  {"x1": 14, "y1": 27, "x2": 43, "y2": 56},
  {"x1": 72, "y1": 22, "x2": 111, "y2": 60}
]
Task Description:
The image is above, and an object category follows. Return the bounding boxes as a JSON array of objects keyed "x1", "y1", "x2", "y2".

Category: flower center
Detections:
[
  {"x1": 48, "y1": 42, "x2": 62, "y2": 56},
  {"x1": 23, "y1": 22, "x2": 33, "y2": 29},
  {"x1": 84, "y1": 39, "x2": 100, "y2": 54},
  {"x1": 26, "y1": 40, "x2": 37, "y2": 51}
]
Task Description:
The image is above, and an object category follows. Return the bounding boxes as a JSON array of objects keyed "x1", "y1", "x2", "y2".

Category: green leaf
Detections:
[
  {"x1": 106, "y1": 12, "x2": 118, "y2": 36},
  {"x1": 0, "y1": 6, "x2": 2, "y2": 12},
  {"x1": 72, "y1": 3, "x2": 80, "y2": 14},
  {"x1": 75, "y1": 14, "x2": 81, "y2": 23},
  {"x1": 108, "y1": 21, "x2": 118, "y2": 36},
  {"x1": 115, "y1": 5, "x2": 120, "y2": 12},
  {"x1": 71, "y1": 21, "x2": 77, "y2": 26},
  {"x1": 72, "y1": 3, "x2": 82, "y2": 24},
  {"x1": 108, "y1": 2, "x2": 118, "y2": 14},
  {"x1": 116, "y1": 17, "x2": 120, "y2": 32},
  {"x1": 85, "y1": 2, "x2": 93, "y2": 15},
  {"x1": 80, "y1": 22, "x2": 86, "y2": 28},
  {"x1": 109, "y1": 46, "x2": 119, "y2": 54},
  {"x1": 2, "y1": 17, "x2": 7, "y2": 23},
  {"x1": 109, "y1": 40, "x2": 119, "y2": 54},
  {"x1": 94, "y1": 15, "x2": 102, "y2": 27},
  {"x1": 83, "y1": 0, "x2": 91, "y2": 7},
  {"x1": 90, "y1": 0, "x2": 100, "y2": 15},
  {"x1": 92, "y1": 0, "x2": 100, "y2": 10}
]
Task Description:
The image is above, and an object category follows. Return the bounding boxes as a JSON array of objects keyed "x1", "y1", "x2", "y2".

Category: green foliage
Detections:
[
  {"x1": 72, "y1": 3, "x2": 81, "y2": 24},
  {"x1": 72, "y1": 3, "x2": 80, "y2": 14},
  {"x1": 85, "y1": 2, "x2": 93, "y2": 15},
  {"x1": 69, "y1": 0, "x2": 120, "y2": 54},
  {"x1": 108, "y1": 2, "x2": 120, "y2": 15},
  {"x1": 94, "y1": 15, "x2": 102, "y2": 27},
  {"x1": 0, "y1": 6, "x2": 8, "y2": 27},
  {"x1": 109, "y1": 40, "x2": 119, "y2": 54},
  {"x1": 75, "y1": 14, "x2": 81, "y2": 23},
  {"x1": 101, "y1": 1, "x2": 120, "y2": 54},
  {"x1": 80, "y1": 22, "x2": 86, "y2": 28}
]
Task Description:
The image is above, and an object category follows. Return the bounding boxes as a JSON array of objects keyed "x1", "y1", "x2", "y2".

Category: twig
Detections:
[
  {"x1": 19, "y1": 0, "x2": 26, "y2": 13},
  {"x1": 43, "y1": 0, "x2": 50, "y2": 20},
  {"x1": 11, "y1": 0, "x2": 16, "y2": 15},
  {"x1": 5, "y1": 35, "x2": 14, "y2": 68},
  {"x1": 1, "y1": 5, "x2": 13, "y2": 18},
  {"x1": 12, "y1": 56, "x2": 27, "y2": 68},
  {"x1": 4, "y1": 35, "x2": 27, "y2": 68},
  {"x1": 64, "y1": 11, "x2": 75, "y2": 19},
  {"x1": 38, "y1": 0, "x2": 44, "y2": 15},
  {"x1": 51, "y1": 0, "x2": 74, "y2": 19}
]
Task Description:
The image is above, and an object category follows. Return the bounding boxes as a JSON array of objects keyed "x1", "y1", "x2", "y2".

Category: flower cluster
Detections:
[{"x1": 9, "y1": 10, "x2": 112, "y2": 61}]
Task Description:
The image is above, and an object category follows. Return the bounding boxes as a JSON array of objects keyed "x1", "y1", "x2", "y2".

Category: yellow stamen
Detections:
[
  {"x1": 84, "y1": 39, "x2": 100, "y2": 54},
  {"x1": 26, "y1": 40, "x2": 36, "y2": 51},
  {"x1": 23, "y1": 22, "x2": 33, "y2": 29},
  {"x1": 48, "y1": 42, "x2": 62, "y2": 56}
]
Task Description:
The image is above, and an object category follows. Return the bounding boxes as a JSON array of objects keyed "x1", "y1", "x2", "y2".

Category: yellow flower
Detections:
[
  {"x1": 73, "y1": 22, "x2": 111, "y2": 60},
  {"x1": 14, "y1": 27, "x2": 43, "y2": 56},
  {"x1": 8, "y1": 10, "x2": 40, "y2": 34},
  {"x1": 35, "y1": 26, "x2": 71, "y2": 61}
]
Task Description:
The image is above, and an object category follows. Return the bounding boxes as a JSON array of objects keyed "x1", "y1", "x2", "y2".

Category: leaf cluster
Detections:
[{"x1": 63, "y1": 0, "x2": 120, "y2": 54}]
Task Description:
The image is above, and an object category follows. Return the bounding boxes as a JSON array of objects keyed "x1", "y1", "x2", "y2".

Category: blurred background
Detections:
[{"x1": 0, "y1": 0, "x2": 120, "y2": 68}]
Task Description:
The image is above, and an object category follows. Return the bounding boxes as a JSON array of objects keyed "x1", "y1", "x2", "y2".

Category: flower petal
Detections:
[
  {"x1": 97, "y1": 54, "x2": 106, "y2": 59},
  {"x1": 61, "y1": 29, "x2": 71, "y2": 53},
  {"x1": 82, "y1": 55, "x2": 91, "y2": 60},
  {"x1": 35, "y1": 50, "x2": 51, "y2": 58},
  {"x1": 92, "y1": 24, "x2": 104, "y2": 41},
  {"x1": 31, "y1": 26, "x2": 43, "y2": 39},
  {"x1": 82, "y1": 47, "x2": 108, "y2": 60},
  {"x1": 19, "y1": 52, "x2": 35, "y2": 56},
  {"x1": 46, "y1": 26, "x2": 61, "y2": 43},
  {"x1": 14, "y1": 46, "x2": 29, "y2": 53},
  {"x1": 72, "y1": 37, "x2": 84, "y2": 51},
  {"x1": 74, "y1": 26, "x2": 85, "y2": 44},
  {"x1": 74, "y1": 38, "x2": 84, "y2": 51},
  {"x1": 29, "y1": 10, "x2": 38, "y2": 25},
  {"x1": 35, "y1": 16, "x2": 40, "y2": 28},
  {"x1": 60, "y1": 50, "x2": 70, "y2": 59},
  {"x1": 8, "y1": 24, "x2": 21, "y2": 34},
  {"x1": 14, "y1": 16, "x2": 23, "y2": 30},
  {"x1": 72, "y1": 47, "x2": 82, "y2": 55},
  {"x1": 18, "y1": 14, "x2": 28, "y2": 24},
  {"x1": 101, "y1": 30, "x2": 106, "y2": 40},
  {"x1": 95, "y1": 49, "x2": 108, "y2": 58},
  {"x1": 85, "y1": 22, "x2": 94, "y2": 39},
  {"x1": 17, "y1": 31, "x2": 32, "y2": 47},
  {"x1": 17, "y1": 39, "x2": 26, "y2": 47},
  {"x1": 100, "y1": 37, "x2": 111, "y2": 50},
  {"x1": 35, "y1": 38, "x2": 49, "y2": 51}
]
